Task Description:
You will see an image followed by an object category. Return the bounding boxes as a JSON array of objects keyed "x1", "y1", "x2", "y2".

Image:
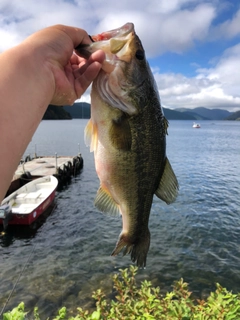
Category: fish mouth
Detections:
[
  {"x1": 75, "y1": 23, "x2": 134, "y2": 67},
  {"x1": 75, "y1": 23, "x2": 138, "y2": 115},
  {"x1": 90, "y1": 22, "x2": 134, "y2": 41}
]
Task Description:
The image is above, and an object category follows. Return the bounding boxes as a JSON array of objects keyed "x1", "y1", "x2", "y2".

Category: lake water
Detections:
[{"x1": 1, "y1": 119, "x2": 240, "y2": 318}]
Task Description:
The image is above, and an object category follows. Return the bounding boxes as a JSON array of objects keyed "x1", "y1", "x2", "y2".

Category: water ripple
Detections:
[{"x1": 1, "y1": 120, "x2": 240, "y2": 318}]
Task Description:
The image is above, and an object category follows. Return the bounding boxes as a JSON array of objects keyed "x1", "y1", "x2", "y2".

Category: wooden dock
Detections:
[
  {"x1": 7, "y1": 155, "x2": 83, "y2": 196},
  {"x1": 14, "y1": 156, "x2": 77, "y2": 178}
]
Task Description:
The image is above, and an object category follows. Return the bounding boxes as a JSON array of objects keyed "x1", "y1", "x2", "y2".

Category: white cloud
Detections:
[
  {"x1": 0, "y1": 0, "x2": 216, "y2": 56},
  {"x1": 79, "y1": 85, "x2": 92, "y2": 104},
  {"x1": 197, "y1": 43, "x2": 240, "y2": 97},
  {"x1": 86, "y1": 2, "x2": 216, "y2": 57},
  {"x1": 145, "y1": 4, "x2": 215, "y2": 56},
  {"x1": 0, "y1": 0, "x2": 98, "y2": 50},
  {"x1": 211, "y1": 8, "x2": 240, "y2": 40},
  {"x1": 0, "y1": 0, "x2": 239, "y2": 111},
  {"x1": 146, "y1": 0, "x2": 197, "y2": 14},
  {"x1": 153, "y1": 43, "x2": 240, "y2": 111}
]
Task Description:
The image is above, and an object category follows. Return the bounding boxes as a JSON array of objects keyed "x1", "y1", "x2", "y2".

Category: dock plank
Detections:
[{"x1": 13, "y1": 156, "x2": 75, "y2": 180}]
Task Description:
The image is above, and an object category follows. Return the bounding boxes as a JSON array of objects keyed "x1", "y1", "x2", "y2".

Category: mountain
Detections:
[
  {"x1": 163, "y1": 108, "x2": 196, "y2": 120},
  {"x1": 61, "y1": 103, "x2": 236, "y2": 121},
  {"x1": 63, "y1": 103, "x2": 196, "y2": 120},
  {"x1": 63, "y1": 102, "x2": 91, "y2": 118},
  {"x1": 43, "y1": 105, "x2": 71, "y2": 120},
  {"x1": 175, "y1": 107, "x2": 232, "y2": 120},
  {"x1": 174, "y1": 108, "x2": 209, "y2": 120},
  {"x1": 225, "y1": 110, "x2": 240, "y2": 120}
]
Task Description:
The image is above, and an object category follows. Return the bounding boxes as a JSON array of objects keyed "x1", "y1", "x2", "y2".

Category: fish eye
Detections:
[{"x1": 135, "y1": 49, "x2": 144, "y2": 60}]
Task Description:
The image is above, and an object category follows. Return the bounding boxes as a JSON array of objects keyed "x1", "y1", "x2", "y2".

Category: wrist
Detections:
[{"x1": 16, "y1": 41, "x2": 55, "y2": 108}]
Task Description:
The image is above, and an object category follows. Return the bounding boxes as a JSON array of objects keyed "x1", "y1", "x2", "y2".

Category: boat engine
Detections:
[{"x1": 0, "y1": 204, "x2": 12, "y2": 230}]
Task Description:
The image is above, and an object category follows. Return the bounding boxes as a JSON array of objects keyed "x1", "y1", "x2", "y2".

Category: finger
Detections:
[
  {"x1": 53, "y1": 25, "x2": 93, "y2": 47},
  {"x1": 88, "y1": 49, "x2": 105, "y2": 64},
  {"x1": 75, "y1": 61, "x2": 103, "y2": 96},
  {"x1": 73, "y1": 50, "x2": 104, "y2": 78},
  {"x1": 70, "y1": 53, "x2": 86, "y2": 65}
]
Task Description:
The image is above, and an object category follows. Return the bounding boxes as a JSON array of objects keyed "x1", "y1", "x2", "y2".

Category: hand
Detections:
[
  {"x1": 24, "y1": 24, "x2": 105, "y2": 105},
  {"x1": 0, "y1": 24, "x2": 105, "y2": 202}
]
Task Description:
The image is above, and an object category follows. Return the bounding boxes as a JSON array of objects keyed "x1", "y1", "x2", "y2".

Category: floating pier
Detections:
[{"x1": 7, "y1": 154, "x2": 83, "y2": 196}]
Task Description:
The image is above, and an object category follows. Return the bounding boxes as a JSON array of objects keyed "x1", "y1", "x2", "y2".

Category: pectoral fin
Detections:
[
  {"x1": 109, "y1": 114, "x2": 132, "y2": 151},
  {"x1": 94, "y1": 186, "x2": 120, "y2": 216},
  {"x1": 155, "y1": 158, "x2": 179, "y2": 204},
  {"x1": 84, "y1": 119, "x2": 98, "y2": 152}
]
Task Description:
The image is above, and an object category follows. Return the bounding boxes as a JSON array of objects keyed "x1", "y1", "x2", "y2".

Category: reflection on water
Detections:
[
  {"x1": 0, "y1": 120, "x2": 240, "y2": 318},
  {"x1": 0, "y1": 204, "x2": 56, "y2": 247}
]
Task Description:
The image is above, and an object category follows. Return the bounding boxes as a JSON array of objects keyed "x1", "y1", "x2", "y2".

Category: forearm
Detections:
[
  {"x1": 0, "y1": 24, "x2": 104, "y2": 201},
  {"x1": 0, "y1": 43, "x2": 54, "y2": 201}
]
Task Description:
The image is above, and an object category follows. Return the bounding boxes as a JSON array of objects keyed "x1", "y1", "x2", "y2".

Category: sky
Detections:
[{"x1": 1, "y1": 0, "x2": 240, "y2": 111}]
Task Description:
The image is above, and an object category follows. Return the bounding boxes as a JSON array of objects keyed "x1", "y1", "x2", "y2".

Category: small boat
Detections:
[
  {"x1": 193, "y1": 122, "x2": 201, "y2": 128},
  {"x1": 0, "y1": 175, "x2": 58, "y2": 228}
]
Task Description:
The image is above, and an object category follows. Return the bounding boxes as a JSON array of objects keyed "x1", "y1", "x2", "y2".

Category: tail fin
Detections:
[{"x1": 111, "y1": 229, "x2": 150, "y2": 267}]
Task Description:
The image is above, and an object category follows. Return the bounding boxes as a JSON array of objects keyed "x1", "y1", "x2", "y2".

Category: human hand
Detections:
[{"x1": 23, "y1": 24, "x2": 105, "y2": 105}]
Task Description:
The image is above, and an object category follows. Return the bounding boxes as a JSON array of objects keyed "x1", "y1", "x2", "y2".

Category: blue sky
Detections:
[{"x1": 1, "y1": 0, "x2": 240, "y2": 111}]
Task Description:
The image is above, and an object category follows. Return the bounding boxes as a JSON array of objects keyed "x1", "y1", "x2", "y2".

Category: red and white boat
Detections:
[{"x1": 0, "y1": 175, "x2": 58, "y2": 228}]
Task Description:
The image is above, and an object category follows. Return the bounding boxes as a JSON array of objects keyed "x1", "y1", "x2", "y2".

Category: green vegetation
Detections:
[
  {"x1": 225, "y1": 110, "x2": 240, "y2": 121},
  {"x1": 63, "y1": 102, "x2": 91, "y2": 119},
  {"x1": 43, "y1": 105, "x2": 72, "y2": 120},
  {"x1": 3, "y1": 266, "x2": 240, "y2": 319}
]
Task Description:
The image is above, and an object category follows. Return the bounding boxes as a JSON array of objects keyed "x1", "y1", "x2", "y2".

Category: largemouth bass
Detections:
[{"x1": 75, "y1": 23, "x2": 179, "y2": 267}]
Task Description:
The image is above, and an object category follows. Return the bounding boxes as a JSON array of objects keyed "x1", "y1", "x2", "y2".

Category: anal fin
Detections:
[
  {"x1": 94, "y1": 186, "x2": 120, "y2": 216},
  {"x1": 155, "y1": 157, "x2": 179, "y2": 204}
]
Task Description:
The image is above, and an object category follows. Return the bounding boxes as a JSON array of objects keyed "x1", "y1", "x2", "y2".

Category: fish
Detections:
[{"x1": 75, "y1": 22, "x2": 179, "y2": 267}]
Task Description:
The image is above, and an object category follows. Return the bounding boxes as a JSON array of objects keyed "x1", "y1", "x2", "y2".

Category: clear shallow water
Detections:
[{"x1": 0, "y1": 120, "x2": 240, "y2": 318}]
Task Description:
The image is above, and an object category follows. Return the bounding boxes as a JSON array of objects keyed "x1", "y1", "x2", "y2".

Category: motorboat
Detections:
[
  {"x1": 193, "y1": 122, "x2": 201, "y2": 128},
  {"x1": 0, "y1": 175, "x2": 58, "y2": 228}
]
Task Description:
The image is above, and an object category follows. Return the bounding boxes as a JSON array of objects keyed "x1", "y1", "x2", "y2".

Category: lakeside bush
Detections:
[{"x1": 3, "y1": 265, "x2": 240, "y2": 319}]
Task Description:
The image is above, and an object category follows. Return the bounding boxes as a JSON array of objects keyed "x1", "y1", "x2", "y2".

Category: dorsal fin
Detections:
[
  {"x1": 164, "y1": 117, "x2": 169, "y2": 135},
  {"x1": 94, "y1": 186, "x2": 120, "y2": 216},
  {"x1": 155, "y1": 157, "x2": 179, "y2": 204}
]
